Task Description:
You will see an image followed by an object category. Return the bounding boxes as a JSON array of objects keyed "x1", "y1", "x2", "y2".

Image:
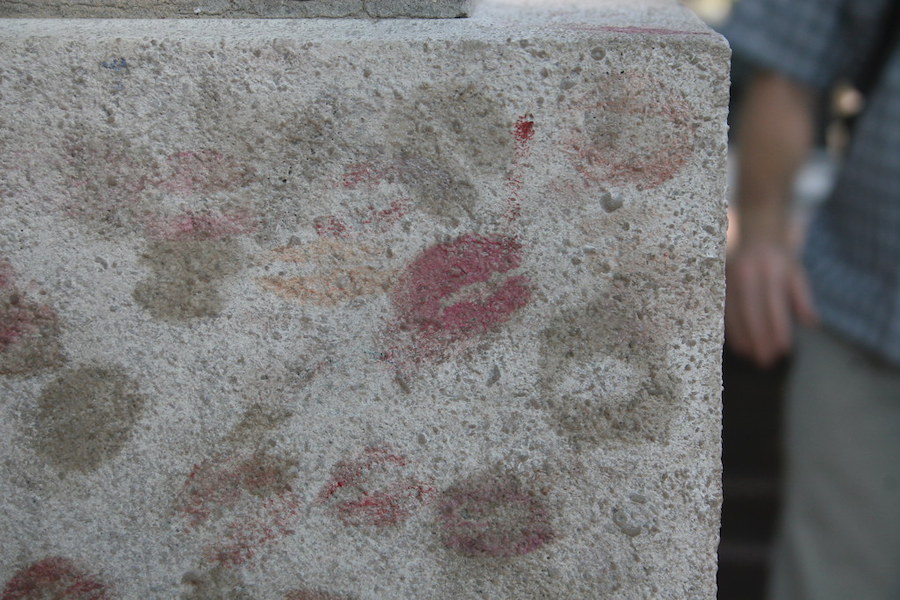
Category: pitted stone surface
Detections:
[
  {"x1": 0, "y1": 1, "x2": 728, "y2": 598},
  {"x1": 0, "y1": 0, "x2": 479, "y2": 18}
]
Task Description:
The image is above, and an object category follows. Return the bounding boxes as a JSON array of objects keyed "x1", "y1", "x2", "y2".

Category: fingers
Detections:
[
  {"x1": 759, "y1": 251, "x2": 793, "y2": 363},
  {"x1": 789, "y1": 262, "x2": 820, "y2": 327},
  {"x1": 726, "y1": 248, "x2": 775, "y2": 364},
  {"x1": 725, "y1": 244, "x2": 816, "y2": 367}
]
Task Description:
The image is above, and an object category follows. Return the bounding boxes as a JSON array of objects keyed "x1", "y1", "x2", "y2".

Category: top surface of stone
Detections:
[
  {"x1": 0, "y1": 0, "x2": 717, "y2": 38},
  {"x1": 1, "y1": 0, "x2": 478, "y2": 18}
]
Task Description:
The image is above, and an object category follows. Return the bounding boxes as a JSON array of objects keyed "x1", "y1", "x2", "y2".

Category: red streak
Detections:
[
  {"x1": 514, "y1": 116, "x2": 536, "y2": 146},
  {"x1": 507, "y1": 115, "x2": 536, "y2": 221}
]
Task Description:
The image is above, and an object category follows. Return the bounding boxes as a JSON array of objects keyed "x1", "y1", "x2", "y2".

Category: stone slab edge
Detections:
[
  {"x1": 0, "y1": 3, "x2": 730, "y2": 598},
  {"x1": 0, "y1": 0, "x2": 479, "y2": 19}
]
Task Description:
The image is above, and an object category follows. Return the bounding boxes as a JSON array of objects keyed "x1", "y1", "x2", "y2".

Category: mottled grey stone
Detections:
[
  {"x1": 0, "y1": 0, "x2": 479, "y2": 18},
  {"x1": 0, "y1": 1, "x2": 728, "y2": 598}
]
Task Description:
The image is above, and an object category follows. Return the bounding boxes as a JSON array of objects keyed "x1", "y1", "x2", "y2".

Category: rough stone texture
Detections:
[
  {"x1": 0, "y1": 0, "x2": 478, "y2": 19},
  {"x1": 0, "y1": 1, "x2": 729, "y2": 598}
]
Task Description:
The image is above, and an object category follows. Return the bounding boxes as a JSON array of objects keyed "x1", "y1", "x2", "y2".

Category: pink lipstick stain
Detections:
[
  {"x1": 317, "y1": 446, "x2": 435, "y2": 528},
  {"x1": 1, "y1": 557, "x2": 111, "y2": 600},
  {"x1": 384, "y1": 233, "x2": 531, "y2": 369},
  {"x1": 176, "y1": 451, "x2": 301, "y2": 568},
  {"x1": 436, "y1": 472, "x2": 555, "y2": 558}
]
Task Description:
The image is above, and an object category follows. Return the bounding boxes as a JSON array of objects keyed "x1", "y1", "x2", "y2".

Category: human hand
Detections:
[{"x1": 725, "y1": 241, "x2": 819, "y2": 367}]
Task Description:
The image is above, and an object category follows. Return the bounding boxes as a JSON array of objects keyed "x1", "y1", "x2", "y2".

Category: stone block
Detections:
[
  {"x1": 0, "y1": 0, "x2": 478, "y2": 19},
  {"x1": 0, "y1": 1, "x2": 729, "y2": 598}
]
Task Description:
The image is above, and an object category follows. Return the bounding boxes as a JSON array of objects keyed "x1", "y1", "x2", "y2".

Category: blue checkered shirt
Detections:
[{"x1": 726, "y1": 0, "x2": 900, "y2": 365}]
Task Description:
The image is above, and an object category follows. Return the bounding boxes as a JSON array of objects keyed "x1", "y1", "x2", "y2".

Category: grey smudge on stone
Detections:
[
  {"x1": 181, "y1": 567, "x2": 254, "y2": 600},
  {"x1": 612, "y1": 507, "x2": 643, "y2": 538},
  {"x1": 598, "y1": 187, "x2": 624, "y2": 213},
  {"x1": 132, "y1": 239, "x2": 245, "y2": 322},
  {"x1": 537, "y1": 295, "x2": 680, "y2": 448},
  {"x1": 30, "y1": 365, "x2": 146, "y2": 473},
  {"x1": 486, "y1": 364, "x2": 500, "y2": 386}
]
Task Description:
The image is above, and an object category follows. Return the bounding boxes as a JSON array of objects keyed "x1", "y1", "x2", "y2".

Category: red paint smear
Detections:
[
  {"x1": 179, "y1": 455, "x2": 246, "y2": 529},
  {"x1": 318, "y1": 446, "x2": 406, "y2": 500},
  {"x1": 359, "y1": 200, "x2": 407, "y2": 228},
  {"x1": 437, "y1": 476, "x2": 554, "y2": 558},
  {"x1": 159, "y1": 150, "x2": 257, "y2": 195},
  {"x1": 317, "y1": 446, "x2": 434, "y2": 527},
  {"x1": 144, "y1": 210, "x2": 257, "y2": 241},
  {"x1": 333, "y1": 482, "x2": 435, "y2": 528},
  {"x1": 178, "y1": 453, "x2": 296, "y2": 530},
  {"x1": 1, "y1": 557, "x2": 110, "y2": 600},
  {"x1": 392, "y1": 234, "x2": 531, "y2": 343}
]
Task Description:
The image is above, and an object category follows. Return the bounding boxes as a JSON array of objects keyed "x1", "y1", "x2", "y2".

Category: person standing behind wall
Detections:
[{"x1": 724, "y1": 1, "x2": 900, "y2": 599}]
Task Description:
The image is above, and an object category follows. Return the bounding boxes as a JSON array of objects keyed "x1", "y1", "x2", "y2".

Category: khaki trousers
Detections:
[{"x1": 769, "y1": 327, "x2": 900, "y2": 600}]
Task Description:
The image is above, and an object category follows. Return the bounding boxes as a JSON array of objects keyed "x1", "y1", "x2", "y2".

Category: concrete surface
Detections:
[
  {"x1": 0, "y1": 0, "x2": 479, "y2": 19},
  {"x1": 0, "y1": 1, "x2": 729, "y2": 598}
]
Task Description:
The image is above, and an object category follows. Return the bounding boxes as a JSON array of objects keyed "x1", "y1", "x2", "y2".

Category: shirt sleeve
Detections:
[{"x1": 723, "y1": 0, "x2": 850, "y2": 91}]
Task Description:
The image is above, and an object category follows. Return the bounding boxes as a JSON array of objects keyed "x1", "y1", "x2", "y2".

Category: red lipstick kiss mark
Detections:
[
  {"x1": 0, "y1": 304, "x2": 33, "y2": 351},
  {"x1": 563, "y1": 73, "x2": 694, "y2": 190},
  {"x1": 176, "y1": 451, "x2": 300, "y2": 568},
  {"x1": 314, "y1": 198, "x2": 409, "y2": 239},
  {"x1": 436, "y1": 472, "x2": 555, "y2": 558},
  {"x1": 317, "y1": 446, "x2": 435, "y2": 527},
  {"x1": 1, "y1": 557, "x2": 111, "y2": 600},
  {"x1": 0, "y1": 261, "x2": 65, "y2": 375},
  {"x1": 385, "y1": 234, "x2": 531, "y2": 368},
  {"x1": 143, "y1": 209, "x2": 258, "y2": 241}
]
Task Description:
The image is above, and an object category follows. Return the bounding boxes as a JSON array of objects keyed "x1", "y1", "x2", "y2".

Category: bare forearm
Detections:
[
  {"x1": 726, "y1": 69, "x2": 819, "y2": 366},
  {"x1": 735, "y1": 70, "x2": 816, "y2": 243}
]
